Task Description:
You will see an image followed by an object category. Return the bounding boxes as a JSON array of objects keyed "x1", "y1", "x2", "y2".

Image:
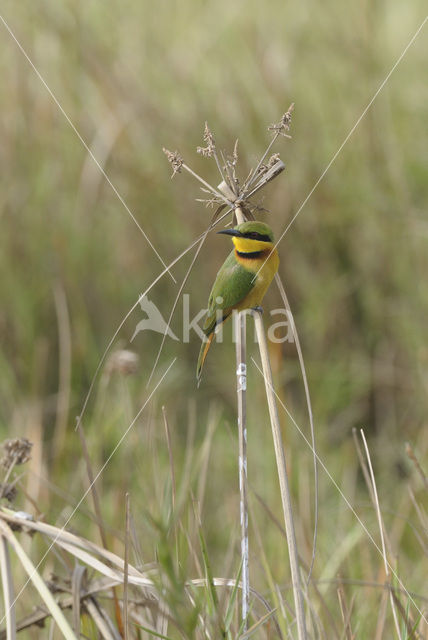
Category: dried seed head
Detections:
[
  {"x1": 0, "y1": 483, "x2": 17, "y2": 502},
  {"x1": 268, "y1": 103, "x2": 295, "y2": 136},
  {"x1": 1, "y1": 438, "x2": 33, "y2": 469},
  {"x1": 196, "y1": 146, "x2": 211, "y2": 158},
  {"x1": 106, "y1": 349, "x2": 139, "y2": 376},
  {"x1": 232, "y1": 139, "x2": 239, "y2": 165},
  {"x1": 267, "y1": 153, "x2": 281, "y2": 168},
  {"x1": 256, "y1": 153, "x2": 281, "y2": 177},
  {"x1": 197, "y1": 122, "x2": 216, "y2": 157},
  {"x1": 203, "y1": 122, "x2": 215, "y2": 146},
  {"x1": 163, "y1": 148, "x2": 183, "y2": 176}
]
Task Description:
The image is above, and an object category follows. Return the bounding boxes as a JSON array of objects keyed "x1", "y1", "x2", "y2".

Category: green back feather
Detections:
[{"x1": 202, "y1": 249, "x2": 255, "y2": 335}]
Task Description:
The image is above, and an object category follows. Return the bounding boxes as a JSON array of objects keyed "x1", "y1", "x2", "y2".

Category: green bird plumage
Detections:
[{"x1": 197, "y1": 221, "x2": 279, "y2": 383}]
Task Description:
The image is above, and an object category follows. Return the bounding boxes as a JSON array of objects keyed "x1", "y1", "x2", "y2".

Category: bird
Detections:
[{"x1": 197, "y1": 220, "x2": 279, "y2": 383}]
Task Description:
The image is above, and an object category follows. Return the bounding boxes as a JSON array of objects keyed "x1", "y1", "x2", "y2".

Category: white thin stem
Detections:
[
  {"x1": 235, "y1": 311, "x2": 249, "y2": 628},
  {"x1": 252, "y1": 311, "x2": 307, "y2": 640},
  {"x1": 182, "y1": 163, "x2": 234, "y2": 208},
  {"x1": 360, "y1": 430, "x2": 401, "y2": 639},
  {"x1": 234, "y1": 204, "x2": 250, "y2": 629}
]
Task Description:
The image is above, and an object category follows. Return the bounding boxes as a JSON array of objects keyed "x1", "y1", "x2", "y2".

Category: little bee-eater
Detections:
[{"x1": 197, "y1": 220, "x2": 279, "y2": 382}]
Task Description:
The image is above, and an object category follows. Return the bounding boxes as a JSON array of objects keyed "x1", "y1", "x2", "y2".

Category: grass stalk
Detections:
[
  {"x1": 274, "y1": 273, "x2": 318, "y2": 583},
  {"x1": 123, "y1": 493, "x2": 130, "y2": 640},
  {"x1": 0, "y1": 535, "x2": 16, "y2": 640},
  {"x1": 360, "y1": 430, "x2": 401, "y2": 638},
  {"x1": 235, "y1": 310, "x2": 249, "y2": 628},
  {"x1": 252, "y1": 311, "x2": 307, "y2": 640},
  {"x1": 234, "y1": 205, "x2": 250, "y2": 629}
]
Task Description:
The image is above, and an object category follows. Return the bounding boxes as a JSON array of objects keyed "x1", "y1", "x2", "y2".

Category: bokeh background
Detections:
[{"x1": 1, "y1": 0, "x2": 427, "y2": 636}]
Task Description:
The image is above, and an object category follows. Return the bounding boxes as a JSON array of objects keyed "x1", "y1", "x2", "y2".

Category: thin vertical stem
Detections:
[
  {"x1": 253, "y1": 311, "x2": 307, "y2": 640},
  {"x1": 360, "y1": 430, "x2": 401, "y2": 638},
  {"x1": 0, "y1": 535, "x2": 16, "y2": 640},
  {"x1": 123, "y1": 493, "x2": 130, "y2": 640},
  {"x1": 233, "y1": 203, "x2": 250, "y2": 629},
  {"x1": 235, "y1": 311, "x2": 249, "y2": 628}
]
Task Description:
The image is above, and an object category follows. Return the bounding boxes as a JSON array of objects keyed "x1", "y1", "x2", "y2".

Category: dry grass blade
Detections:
[
  {"x1": 0, "y1": 577, "x2": 127, "y2": 638},
  {"x1": 405, "y1": 442, "x2": 428, "y2": 490},
  {"x1": 238, "y1": 607, "x2": 278, "y2": 639},
  {"x1": 0, "y1": 509, "x2": 143, "y2": 577},
  {"x1": 71, "y1": 564, "x2": 86, "y2": 636},
  {"x1": 337, "y1": 578, "x2": 355, "y2": 640},
  {"x1": 390, "y1": 590, "x2": 422, "y2": 640},
  {"x1": 50, "y1": 539, "x2": 153, "y2": 589},
  {"x1": 374, "y1": 586, "x2": 389, "y2": 640},
  {"x1": 252, "y1": 312, "x2": 307, "y2": 640},
  {"x1": 274, "y1": 273, "x2": 318, "y2": 583},
  {"x1": 84, "y1": 597, "x2": 121, "y2": 640},
  {"x1": 360, "y1": 430, "x2": 401, "y2": 638},
  {"x1": 0, "y1": 508, "x2": 156, "y2": 592},
  {"x1": 0, "y1": 520, "x2": 78, "y2": 640},
  {"x1": 0, "y1": 535, "x2": 16, "y2": 640}
]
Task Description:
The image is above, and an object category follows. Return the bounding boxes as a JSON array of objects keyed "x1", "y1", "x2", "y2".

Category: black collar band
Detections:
[{"x1": 236, "y1": 249, "x2": 263, "y2": 259}]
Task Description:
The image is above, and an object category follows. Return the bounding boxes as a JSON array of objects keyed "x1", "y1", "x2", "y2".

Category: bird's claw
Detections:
[{"x1": 251, "y1": 305, "x2": 264, "y2": 314}]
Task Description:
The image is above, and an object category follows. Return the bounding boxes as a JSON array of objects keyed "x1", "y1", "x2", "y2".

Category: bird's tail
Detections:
[{"x1": 196, "y1": 332, "x2": 214, "y2": 386}]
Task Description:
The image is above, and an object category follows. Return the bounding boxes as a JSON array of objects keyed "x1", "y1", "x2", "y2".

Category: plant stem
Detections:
[
  {"x1": 234, "y1": 204, "x2": 250, "y2": 629},
  {"x1": 235, "y1": 311, "x2": 249, "y2": 628},
  {"x1": 252, "y1": 311, "x2": 307, "y2": 640}
]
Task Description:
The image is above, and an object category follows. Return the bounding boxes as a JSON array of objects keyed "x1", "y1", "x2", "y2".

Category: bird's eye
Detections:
[{"x1": 244, "y1": 232, "x2": 271, "y2": 242}]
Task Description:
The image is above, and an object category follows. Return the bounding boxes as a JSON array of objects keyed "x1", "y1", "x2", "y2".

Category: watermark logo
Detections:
[
  {"x1": 131, "y1": 294, "x2": 295, "y2": 344},
  {"x1": 131, "y1": 295, "x2": 179, "y2": 342}
]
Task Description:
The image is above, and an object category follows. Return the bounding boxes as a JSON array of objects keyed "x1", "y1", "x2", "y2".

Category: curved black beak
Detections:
[{"x1": 217, "y1": 228, "x2": 243, "y2": 237}]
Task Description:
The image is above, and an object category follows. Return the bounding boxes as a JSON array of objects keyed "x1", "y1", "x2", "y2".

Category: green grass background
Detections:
[{"x1": 1, "y1": 0, "x2": 428, "y2": 636}]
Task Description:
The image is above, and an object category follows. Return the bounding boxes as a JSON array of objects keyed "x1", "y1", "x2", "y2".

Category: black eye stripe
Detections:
[{"x1": 242, "y1": 232, "x2": 271, "y2": 242}]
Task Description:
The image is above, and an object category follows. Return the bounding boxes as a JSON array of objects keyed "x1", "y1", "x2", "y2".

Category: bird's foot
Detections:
[{"x1": 251, "y1": 305, "x2": 264, "y2": 314}]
